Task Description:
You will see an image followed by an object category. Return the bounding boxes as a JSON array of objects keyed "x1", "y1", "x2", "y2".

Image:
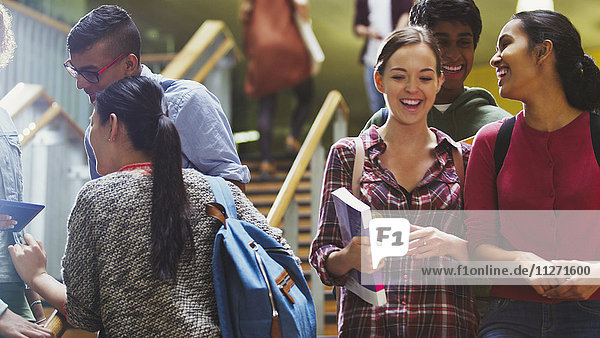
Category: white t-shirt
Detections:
[{"x1": 434, "y1": 103, "x2": 452, "y2": 114}]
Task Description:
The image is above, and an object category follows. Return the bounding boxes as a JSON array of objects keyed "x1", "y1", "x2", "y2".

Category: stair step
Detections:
[
  {"x1": 243, "y1": 157, "x2": 339, "y2": 336},
  {"x1": 246, "y1": 180, "x2": 311, "y2": 195},
  {"x1": 250, "y1": 192, "x2": 311, "y2": 207}
]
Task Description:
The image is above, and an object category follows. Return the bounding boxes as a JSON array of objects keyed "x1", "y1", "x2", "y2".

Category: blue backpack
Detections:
[{"x1": 205, "y1": 176, "x2": 317, "y2": 338}]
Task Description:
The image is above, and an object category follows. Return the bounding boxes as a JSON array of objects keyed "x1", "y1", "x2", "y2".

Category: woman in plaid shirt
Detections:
[{"x1": 310, "y1": 27, "x2": 477, "y2": 336}]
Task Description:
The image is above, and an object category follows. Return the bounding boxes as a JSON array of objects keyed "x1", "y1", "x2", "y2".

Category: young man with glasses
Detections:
[{"x1": 65, "y1": 5, "x2": 250, "y2": 190}]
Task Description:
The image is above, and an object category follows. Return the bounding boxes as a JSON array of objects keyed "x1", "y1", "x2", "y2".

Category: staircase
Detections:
[{"x1": 243, "y1": 156, "x2": 338, "y2": 336}]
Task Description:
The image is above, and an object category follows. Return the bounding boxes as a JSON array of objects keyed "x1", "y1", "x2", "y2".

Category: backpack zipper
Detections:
[{"x1": 250, "y1": 241, "x2": 279, "y2": 319}]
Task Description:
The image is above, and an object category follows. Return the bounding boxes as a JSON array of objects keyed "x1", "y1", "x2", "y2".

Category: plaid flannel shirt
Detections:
[{"x1": 310, "y1": 126, "x2": 477, "y2": 337}]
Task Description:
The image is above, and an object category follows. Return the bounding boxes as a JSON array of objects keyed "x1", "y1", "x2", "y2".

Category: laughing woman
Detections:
[
  {"x1": 310, "y1": 26, "x2": 477, "y2": 336},
  {"x1": 465, "y1": 10, "x2": 600, "y2": 336}
]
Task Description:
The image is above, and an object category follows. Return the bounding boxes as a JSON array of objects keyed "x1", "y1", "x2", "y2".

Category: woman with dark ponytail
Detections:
[
  {"x1": 7, "y1": 76, "x2": 296, "y2": 336},
  {"x1": 465, "y1": 10, "x2": 600, "y2": 336}
]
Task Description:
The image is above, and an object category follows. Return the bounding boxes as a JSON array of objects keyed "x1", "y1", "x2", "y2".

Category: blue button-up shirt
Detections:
[
  {"x1": 0, "y1": 106, "x2": 24, "y2": 315},
  {"x1": 84, "y1": 65, "x2": 251, "y2": 183}
]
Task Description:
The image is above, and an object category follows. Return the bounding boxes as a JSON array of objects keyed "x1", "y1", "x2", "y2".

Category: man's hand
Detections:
[
  {"x1": 0, "y1": 214, "x2": 16, "y2": 230},
  {"x1": 0, "y1": 309, "x2": 54, "y2": 338}
]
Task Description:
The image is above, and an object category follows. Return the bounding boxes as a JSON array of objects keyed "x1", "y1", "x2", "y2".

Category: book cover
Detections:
[{"x1": 331, "y1": 187, "x2": 387, "y2": 306}]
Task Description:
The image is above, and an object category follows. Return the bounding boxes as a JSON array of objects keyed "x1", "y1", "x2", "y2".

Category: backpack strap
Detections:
[
  {"x1": 352, "y1": 137, "x2": 365, "y2": 197},
  {"x1": 160, "y1": 79, "x2": 176, "y2": 92},
  {"x1": 204, "y1": 175, "x2": 238, "y2": 221},
  {"x1": 493, "y1": 116, "x2": 516, "y2": 176},
  {"x1": 590, "y1": 113, "x2": 600, "y2": 168},
  {"x1": 452, "y1": 145, "x2": 465, "y2": 198}
]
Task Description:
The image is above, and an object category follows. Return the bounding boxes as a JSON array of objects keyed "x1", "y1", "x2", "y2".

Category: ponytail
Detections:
[
  {"x1": 579, "y1": 54, "x2": 600, "y2": 112},
  {"x1": 150, "y1": 114, "x2": 190, "y2": 280},
  {"x1": 95, "y1": 76, "x2": 190, "y2": 280}
]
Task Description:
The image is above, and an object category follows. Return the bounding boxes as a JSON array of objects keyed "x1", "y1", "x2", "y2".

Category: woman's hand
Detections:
[
  {"x1": 513, "y1": 251, "x2": 562, "y2": 294},
  {"x1": 542, "y1": 260, "x2": 600, "y2": 300},
  {"x1": 326, "y1": 236, "x2": 383, "y2": 278},
  {"x1": 407, "y1": 224, "x2": 468, "y2": 262},
  {"x1": 8, "y1": 233, "x2": 48, "y2": 286}
]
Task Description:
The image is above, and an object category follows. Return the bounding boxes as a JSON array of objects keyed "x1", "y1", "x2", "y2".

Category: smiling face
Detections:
[
  {"x1": 432, "y1": 20, "x2": 475, "y2": 91},
  {"x1": 375, "y1": 43, "x2": 443, "y2": 127},
  {"x1": 490, "y1": 19, "x2": 540, "y2": 102},
  {"x1": 69, "y1": 40, "x2": 135, "y2": 104}
]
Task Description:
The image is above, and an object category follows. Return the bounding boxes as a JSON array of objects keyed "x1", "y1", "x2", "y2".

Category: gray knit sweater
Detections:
[{"x1": 61, "y1": 168, "x2": 295, "y2": 337}]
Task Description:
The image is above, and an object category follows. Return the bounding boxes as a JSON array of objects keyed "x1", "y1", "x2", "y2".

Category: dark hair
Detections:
[
  {"x1": 512, "y1": 10, "x2": 600, "y2": 112},
  {"x1": 409, "y1": 0, "x2": 482, "y2": 49},
  {"x1": 67, "y1": 5, "x2": 141, "y2": 63},
  {"x1": 375, "y1": 26, "x2": 442, "y2": 76},
  {"x1": 95, "y1": 76, "x2": 190, "y2": 280},
  {"x1": 0, "y1": 4, "x2": 16, "y2": 68}
]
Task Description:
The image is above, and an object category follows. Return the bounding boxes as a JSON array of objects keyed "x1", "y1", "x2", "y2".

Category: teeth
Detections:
[
  {"x1": 401, "y1": 99, "x2": 420, "y2": 106},
  {"x1": 443, "y1": 65, "x2": 463, "y2": 72},
  {"x1": 498, "y1": 68, "x2": 508, "y2": 76}
]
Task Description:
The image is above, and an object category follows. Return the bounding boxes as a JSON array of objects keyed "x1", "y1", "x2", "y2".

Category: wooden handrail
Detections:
[
  {"x1": 161, "y1": 20, "x2": 241, "y2": 79},
  {"x1": 267, "y1": 90, "x2": 349, "y2": 227},
  {"x1": 44, "y1": 310, "x2": 68, "y2": 337}
]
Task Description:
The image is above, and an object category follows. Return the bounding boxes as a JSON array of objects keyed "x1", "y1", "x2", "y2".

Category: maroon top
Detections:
[{"x1": 465, "y1": 111, "x2": 600, "y2": 303}]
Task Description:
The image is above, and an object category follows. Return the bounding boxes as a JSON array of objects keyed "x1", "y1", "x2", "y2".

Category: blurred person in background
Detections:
[
  {"x1": 354, "y1": 0, "x2": 413, "y2": 113},
  {"x1": 241, "y1": 0, "x2": 314, "y2": 176}
]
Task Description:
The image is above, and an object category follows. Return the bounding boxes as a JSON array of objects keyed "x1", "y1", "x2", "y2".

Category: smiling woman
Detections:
[
  {"x1": 466, "y1": 10, "x2": 600, "y2": 337},
  {"x1": 310, "y1": 26, "x2": 477, "y2": 336}
]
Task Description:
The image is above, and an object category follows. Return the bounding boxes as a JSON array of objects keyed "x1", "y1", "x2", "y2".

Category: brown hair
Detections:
[{"x1": 375, "y1": 26, "x2": 442, "y2": 76}]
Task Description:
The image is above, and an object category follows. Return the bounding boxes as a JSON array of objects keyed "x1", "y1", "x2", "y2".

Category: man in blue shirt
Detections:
[
  {"x1": 0, "y1": 4, "x2": 54, "y2": 337},
  {"x1": 65, "y1": 5, "x2": 250, "y2": 190}
]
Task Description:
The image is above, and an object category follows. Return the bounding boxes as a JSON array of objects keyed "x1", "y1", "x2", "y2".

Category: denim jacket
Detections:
[{"x1": 0, "y1": 107, "x2": 24, "y2": 315}]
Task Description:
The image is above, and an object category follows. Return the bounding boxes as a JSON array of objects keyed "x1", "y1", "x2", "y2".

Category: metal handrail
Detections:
[
  {"x1": 160, "y1": 20, "x2": 242, "y2": 82},
  {"x1": 266, "y1": 89, "x2": 349, "y2": 227}
]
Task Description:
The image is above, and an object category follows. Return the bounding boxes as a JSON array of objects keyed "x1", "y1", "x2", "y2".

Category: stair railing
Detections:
[{"x1": 266, "y1": 90, "x2": 349, "y2": 335}]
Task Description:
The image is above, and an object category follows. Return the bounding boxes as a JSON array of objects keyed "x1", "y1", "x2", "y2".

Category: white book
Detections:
[{"x1": 331, "y1": 187, "x2": 387, "y2": 306}]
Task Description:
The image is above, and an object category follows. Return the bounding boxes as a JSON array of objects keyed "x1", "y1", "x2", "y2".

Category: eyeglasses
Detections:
[{"x1": 64, "y1": 52, "x2": 129, "y2": 84}]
